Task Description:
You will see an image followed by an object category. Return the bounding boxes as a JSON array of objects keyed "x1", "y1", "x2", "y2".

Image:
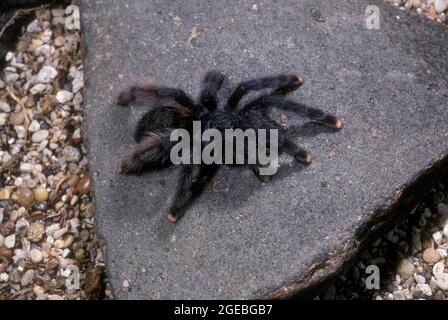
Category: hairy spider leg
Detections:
[
  {"x1": 242, "y1": 95, "x2": 343, "y2": 129},
  {"x1": 167, "y1": 164, "x2": 219, "y2": 222},
  {"x1": 116, "y1": 83, "x2": 195, "y2": 109},
  {"x1": 118, "y1": 132, "x2": 175, "y2": 174},
  {"x1": 280, "y1": 136, "x2": 313, "y2": 164},
  {"x1": 225, "y1": 74, "x2": 304, "y2": 110},
  {"x1": 199, "y1": 71, "x2": 225, "y2": 111}
]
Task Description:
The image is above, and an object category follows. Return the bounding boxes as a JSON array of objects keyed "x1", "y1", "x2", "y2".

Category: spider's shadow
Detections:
[
  {"x1": 288, "y1": 121, "x2": 341, "y2": 138},
  {"x1": 154, "y1": 120, "x2": 340, "y2": 240}
]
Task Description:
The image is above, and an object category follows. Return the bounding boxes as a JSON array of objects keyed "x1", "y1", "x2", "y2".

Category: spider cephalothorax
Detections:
[{"x1": 115, "y1": 71, "x2": 343, "y2": 223}]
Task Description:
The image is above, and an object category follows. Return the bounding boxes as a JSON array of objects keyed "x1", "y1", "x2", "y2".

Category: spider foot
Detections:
[
  {"x1": 293, "y1": 75, "x2": 305, "y2": 84},
  {"x1": 323, "y1": 116, "x2": 344, "y2": 130},
  {"x1": 257, "y1": 174, "x2": 272, "y2": 183},
  {"x1": 115, "y1": 86, "x2": 135, "y2": 106},
  {"x1": 295, "y1": 151, "x2": 313, "y2": 165},
  {"x1": 167, "y1": 212, "x2": 178, "y2": 223}
]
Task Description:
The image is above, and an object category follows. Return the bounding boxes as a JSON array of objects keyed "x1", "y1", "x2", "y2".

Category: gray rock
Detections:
[
  {"x1": 20, "y1": 163, "x2": 33, "y2": 173},
  {"x1": 5, "y1": 72, "x2": 19, "y2": 83},
  {"x1": 31, "y1": 130, "x2": 49, "y2": 143},
  {"x1": 5, "y1": 52, "x2": 14, "y2": 62},
  {"x1": 21, "y1": 270, "x2": 34, "y2": 286},
  {"x1": 413, "y1": 283, "x2": 432, "y2": 298},
  {"x1": 0, "y1": 273, "x2": 9, "y2": 282},
  {"x1": 14, "y1": 249, "x2": 27, "y2": 260},
  {"x1": 27, "y1": 19, "x2": 42, "y2": 33},
  {"x1": 30, "y1": 83, "x2": 47, "y2": 95},
  {"x1": 37, "y1": 44, "x2": 52, "y2": 56},
  {"x1": 4, "y1": 234, "x2": 15, "y2": 249},
  {"x1": 9, "y1": 270, "x2": 21, "y2": 283},
  {"x1": 393, "y1": 290, "x2": 406, "y2": 300},
  {"x1": 0, "y1": 102, "x2": 11, "y2": 113},
  {"x1": 29, "y1": 249, "x2": 43, "y2": 264},
  {"x1": 35, "y1": 65, "x2": 58, "y2": 84},
  {"x1": 82, "y1": 0, "x2": 448, "y2": 299},
  {"x1": 56, "y1": 90, "x2": 74, "y2": 103},
  {"x1": 70, "y1": 67, "x2": 84, "y2": 93},
  {"x1": 41, "y1": 29, "x2": 52, "y2": 43},
  {"x1": 397, "y1": 259, "x2": 415, "y2": 280},
  {"x1": 414, "y1": 274, "x2": 426, "y2": 285},
  {"x1": 0, "y1": 113, "x2": 7, "y2": 126},
  {"x1": 435, "y1": 273, "x2": 448, "y2": 291},
  {"x1": 54, "y1": 36, "x2": 65, "y2": 47},
  {"x1": 62, "y1": 146, "x2": 81, "y2": 162},
  {"x1": 432, "y1": 231, "x2": 443, "y2": 245},
  {"x1": 435, "y1": 0, "x2": 448, "y2": 13},
  {"x1": 433, "y1": 262, "x2": 445, "y2": 277},
  {"x1": 28, "y1": 120, "x2": 41, "y2": 133}
]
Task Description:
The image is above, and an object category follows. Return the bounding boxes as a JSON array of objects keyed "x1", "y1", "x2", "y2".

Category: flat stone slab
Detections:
[{"x1": 81, "y1": 0, "x2": 448, "y2": 299}]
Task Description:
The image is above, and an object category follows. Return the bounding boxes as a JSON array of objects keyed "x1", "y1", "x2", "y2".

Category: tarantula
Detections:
[{"x1": 115, "y1": 71, "x2": 343, "y2": 223}]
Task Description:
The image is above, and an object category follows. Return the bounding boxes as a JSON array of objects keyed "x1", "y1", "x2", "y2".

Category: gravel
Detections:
[
  {"x1": 385, "y1": 0, "x2": 448, "y2": 24},
  {"x1": 0, "y1": 8, "x2": 110, "y2": 300},
  {"x1": 317, "y1": 178, "x2": 448, "y2": 300}
]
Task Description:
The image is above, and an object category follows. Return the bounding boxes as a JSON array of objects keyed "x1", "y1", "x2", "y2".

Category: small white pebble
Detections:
[
  {"x1": 41, "y1": 29, "x2": 52, "y2": 43},
  {"x1": 54, "y1": 239, "x2": 65, "y2": 249},
  {"x1": 433, "y1": 262, "x2": 445, "y2": 276},
  {"x1": 29, "y1": 248, "x2": 43, "y2": 263},
  {"x1": 61, "y1": 248, "x2": 71, "y2": 258},
  {"x1": 414, "y1": 274, "x2": 426, "y2": 284},
  {"x1": 5, "y1": 51, "x2": 14, "y2": 61},
  {"x1": 28, "y1": 120, "x2": 41, "y2": 132},
  {"x1": 436, "y1": 273, "x2": 448, "y2": 291},
  {"x1": 19, "y1": 162, "x2": 33, "y2": 173},
  {"x1": 33, "y1": 285, "x2": 45, "y2": 296},
  {"x1": 31, "y1": 130, "x2": 49, "y2": 143},
  {"x1": 0, "y1": 273, "x2": 9, "y2": 282},
  {"x1": 14, "y1": 249, "x2": 27, "y2": 260},
  {"x1": 30, "y1": 83, "x2": 46, "y2": 95},
  {"x1": 35, "y1": 65, "x2": 57, "y2": 83},
  {"x1": 56, "y1": 90, "x2": 74, "y2": 103},
  {"x1": 437, "y1": 248, "x2": 447, "y2": 259},
  {"x1": 415, "y1": 283, "x2": 432, "y2": 297},
  {"x1": 435, "y1": 0, "x2": 448, "y2": 13},
  {"x1": 53, "y1": 227, "x2": 67, "y2": 239},
  {"x1": 4, "y1": 234, "x2": 15, "y2": 248},
  {"x1": 0, "y1": 101, "x2": 11, "y2": 113},
  {"x1": 60, "y1": 267, "x2": 72, "y2": 277},
  {"x1": 45, "y1": 223, "x2": 60, "y2": 236},
  {"x1": 21, "y1": 269, "x2": 35, "y2": 286},
  {"x1": 27, "y1": 19, "x2": 42, "y2": 33},
  {"x1": 432, "y1": 231, "x2": 443, "y2": 245}
]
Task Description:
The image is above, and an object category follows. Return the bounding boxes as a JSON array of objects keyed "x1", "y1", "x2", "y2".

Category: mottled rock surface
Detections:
[{"x1": 81, "y1": 0, "x2": 448, "y2": 299}]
